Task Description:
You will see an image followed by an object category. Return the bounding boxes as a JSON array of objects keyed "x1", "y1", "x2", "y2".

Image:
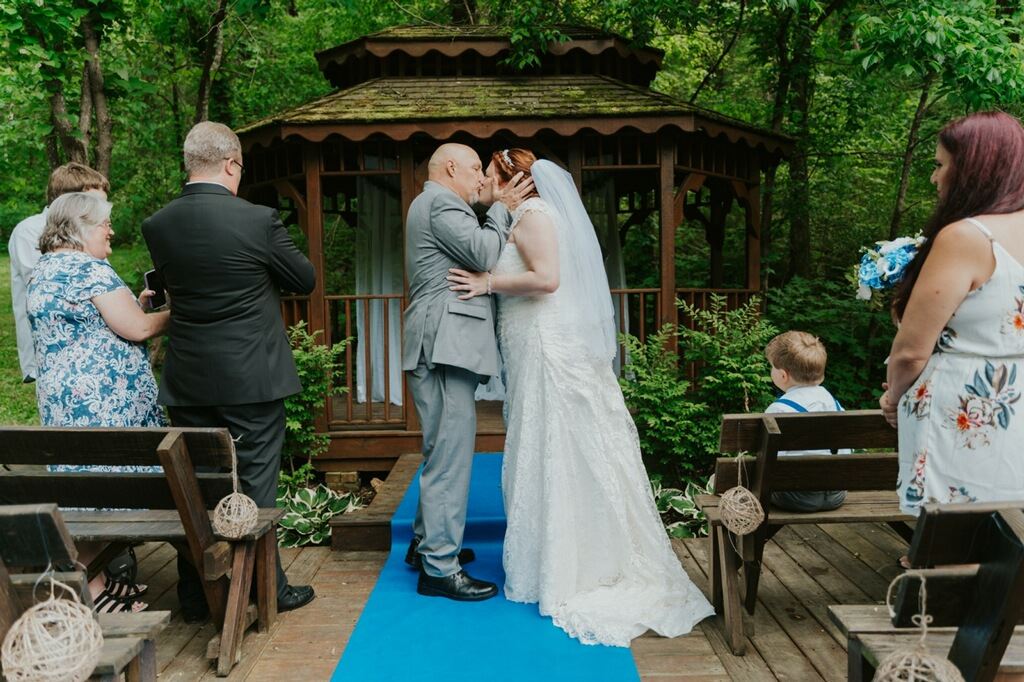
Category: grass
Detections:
[{"x1": 0, "y1": 243, "x2": 153, "y2": 425}]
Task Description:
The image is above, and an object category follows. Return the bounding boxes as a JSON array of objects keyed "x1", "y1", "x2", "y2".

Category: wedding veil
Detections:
[{"x1": 530, "y1": 159, "x2": 617, "y2": 362}]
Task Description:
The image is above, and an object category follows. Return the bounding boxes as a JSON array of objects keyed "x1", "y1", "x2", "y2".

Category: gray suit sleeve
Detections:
[{"x1": 430, "y1": 193, "x2": 512, "y2": 272}]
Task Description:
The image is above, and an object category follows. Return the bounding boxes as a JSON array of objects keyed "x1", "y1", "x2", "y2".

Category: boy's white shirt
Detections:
[{"x1": 767, "y1": 384, "x2": 851, "y2": 456}]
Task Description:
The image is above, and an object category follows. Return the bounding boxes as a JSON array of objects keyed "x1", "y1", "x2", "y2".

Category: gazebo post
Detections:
[
  {"x1": 744, "y1": 183, "x2": 762, "y2": 292},
  {"x1": 658, "y1": 134, "x2": 678, "y2": 351},
  {"x1": 399, "y1": 141, "x2": 420, "y2": 433},
  {"x1": 302, "y1": 142, "x2": 327, "y2": 433}
]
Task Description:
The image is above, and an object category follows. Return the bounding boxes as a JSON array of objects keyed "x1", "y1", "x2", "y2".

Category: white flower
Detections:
[{"x1": 856, "y1": 284, "x2": 872, "y2": 300}]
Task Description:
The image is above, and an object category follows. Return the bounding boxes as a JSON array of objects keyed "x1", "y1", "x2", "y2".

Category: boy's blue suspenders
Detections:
[
  {"x1": 770, "y1": 397, "x2": 844, "y2": 454},
  {"x1": 771, "y1": 397, "x2": 843, "y2": 413}
]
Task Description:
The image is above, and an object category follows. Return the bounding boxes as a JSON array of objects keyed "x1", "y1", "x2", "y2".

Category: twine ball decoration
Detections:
[
  {"x1": 873, "y1": 646, "x2": 964, "y2": 682},
  {"x1": 719, "y1": 485, "x2": 765, "y2": 536},
  {"x1": 1, "y1": 582, "x2": 103, "y2": 682},
  {"x1": 212, "y1": 491, "x2": 259, "y2": 539}
]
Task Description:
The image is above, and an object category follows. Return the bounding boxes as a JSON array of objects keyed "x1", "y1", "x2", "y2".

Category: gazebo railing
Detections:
[{"x1": 281, "y1": 287, "x2": 757, "y2": 430}]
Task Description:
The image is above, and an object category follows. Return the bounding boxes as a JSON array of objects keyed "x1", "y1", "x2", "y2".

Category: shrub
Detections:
[
  {"x1": 651, "y1": 474, "x2": 713, "y2": 539},
  {"x1": 278, "y1": 484, "x2": 363, "y2": 548},
  {"x1": 679, "y1": 295, "x2": 778, "y2": 418},
  {"x1": 619, "y1": 325, "x2": 717, "y2": 482},
  {"x1": 280, "y1": 322, "x2": 349, "y2": 495}
]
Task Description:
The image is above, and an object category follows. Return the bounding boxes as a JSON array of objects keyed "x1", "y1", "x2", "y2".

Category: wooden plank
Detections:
[
  {"x1": 11, "y1": 572, "x2": 89, "y2": 607},
  {"x1": 828, "y1": 604, "x2": 958, "y2": 637},
  {"x1": 719, "y1": 410, "x2": 896, "y2": 453},
  {"x1": 0, "y1": 560, "x2": 20, "y2": 639},
  {"x1": 96, "y1": 610, "x2": 171, "y2": 638},
  {"x1": 751, "y1": 550, "x2": 849, "y2": 680},
  {"x1": 0, "y1": 472, "x2": 234, "y2": 510},
  {"x1": 704, "y1": 495, "x2": 910, "y2": 526},
  {"x1": 92, "y1": 636, "x2": 146, "y2": 677},
  {"x1": 157, "y1": 432, "x2": 228, "y2": 625},
  {"x1": 713, "y1": 453, "x2": 899, "y2": 493},
  {"x1": 204, "y1": 542, "x2": 233, "y2": 580},
  {"x1": 771, "y1": 528, "x2": 874, "y2": 604},
  {"x1": 683, "y1": 538, "x2": 824, "y2": 681},
  {"x1": 787, "y1": 525, "x2": 894, "y2": 601},
  {"x1": 0, "y1": 427, "x2": 234, "y2": 467},
  {"x1": 64, "y1": 510, "x2": 282, "y2": 543},
  {"x1": 855, "y1": 632, "x2": 1024, "y2": 673},
  {"x1": 816, "y1": 524, "x2": 903, "y2": 583},
  {"x1": 658, "y1": 134, "x2": 678, "y2": 349},
  {"x1": 256, "y1": 532, "x2": 277, "y2": 633},
  {"x1": 0, "y1": 503, "x2": 77, "y2": 568},
  {"x1": 331, "y1": 452, "x2": 421, "y2": 551}
]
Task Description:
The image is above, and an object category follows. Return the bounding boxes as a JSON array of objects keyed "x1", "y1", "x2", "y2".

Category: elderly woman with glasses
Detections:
[{"x1": 26, "y1": 192, "x2": 169, "y2": 612}]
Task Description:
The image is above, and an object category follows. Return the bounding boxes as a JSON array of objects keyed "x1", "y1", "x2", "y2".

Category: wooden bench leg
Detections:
[
  {"x1": 709, "y1": 526, "x2": 724, "y2": 614},
  {"x1": 741, "y1": 529, "x2": 767, "y2": 615},
  {"x1": 125, "y1": 639, "x2": 157, "y2": 682},
  {"x1": 256, "y1": 531, "x2": 278, "y2": 633},
  {"x1": 217, "y1": 541, "x2": 256, "y2": 677},
  {"x1": 716, "y1": 525, "x2": 746, "y2": 656},
  {"x1": 847, "y1": 635, "x2": 874, "y2": 682}
]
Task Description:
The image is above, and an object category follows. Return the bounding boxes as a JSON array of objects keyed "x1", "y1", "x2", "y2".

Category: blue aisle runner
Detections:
[{"x1": 332, "y1": 453, "x2": 640, "y2": 682}]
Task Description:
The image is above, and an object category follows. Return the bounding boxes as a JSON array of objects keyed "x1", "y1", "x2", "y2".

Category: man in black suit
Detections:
[{"x1": 143, "y1": 121, "x2": 317, "y2": 620}]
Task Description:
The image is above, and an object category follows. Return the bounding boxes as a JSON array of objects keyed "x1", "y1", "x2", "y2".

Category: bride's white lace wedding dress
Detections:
[{"x1": 494, "y1": 196, "x2": 714, "y2": 647}]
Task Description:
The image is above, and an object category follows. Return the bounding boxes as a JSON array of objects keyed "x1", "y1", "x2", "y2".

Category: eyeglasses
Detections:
[{"x1": 225, "y1": 158, "x2": 244, "y2": 174}]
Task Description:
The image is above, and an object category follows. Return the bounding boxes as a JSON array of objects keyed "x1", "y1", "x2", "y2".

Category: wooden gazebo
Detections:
[{"x1": 236, "y1": 25, "x2": 792, "y2": 472}]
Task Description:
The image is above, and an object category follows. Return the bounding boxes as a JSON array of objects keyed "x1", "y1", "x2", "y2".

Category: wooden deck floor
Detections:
[{"x1": 150, "y1": 521, "x2": 908, "y2": 681}]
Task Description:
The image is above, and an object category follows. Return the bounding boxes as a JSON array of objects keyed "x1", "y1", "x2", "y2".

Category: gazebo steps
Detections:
[{"x1": 330, "y1": 452, "x2": 422, "y2": 551}]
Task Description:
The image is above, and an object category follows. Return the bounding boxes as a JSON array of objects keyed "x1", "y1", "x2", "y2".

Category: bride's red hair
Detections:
[{"x1": 490, "y1": 148, "x2": 540, "y2": 199}]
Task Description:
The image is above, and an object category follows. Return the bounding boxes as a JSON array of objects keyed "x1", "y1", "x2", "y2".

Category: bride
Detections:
[{"x1": 447, "y1": 149, "x2": 714, "y2": 647}]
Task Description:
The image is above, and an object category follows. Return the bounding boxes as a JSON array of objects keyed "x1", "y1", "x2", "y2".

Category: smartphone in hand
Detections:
[{"x1": 143, "y1": 269, "x2": 167, "y2": 309}]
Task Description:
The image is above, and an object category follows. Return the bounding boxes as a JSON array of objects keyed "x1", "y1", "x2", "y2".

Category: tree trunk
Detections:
[
  {"x1": 81, "y1": 14, "x2": 112, "y2": 177},
  {"x1": 78, "y1": 62, "x2": 92, "y2": 152},
  {"x1": 48, "y1": 83, "x2": 87, "y2": 165},
  {"x1": 888, "y1": 77, "x2": 933, "y2": 240},
  {"x1": 451, "y1": 0, "x2": 476, "y2": 24},
  {"x1": 44, "y1": 131, "x2": 61, "y2": 170},
  {"x1": 194, "y1": 0, "x2": 229, "y2": 125},
  {"x1": 785, "y1": 6, "x2": 815, "y2": 280},
  {"x1": 760, "y1": 11, "x2": 793, "y2": 289}
]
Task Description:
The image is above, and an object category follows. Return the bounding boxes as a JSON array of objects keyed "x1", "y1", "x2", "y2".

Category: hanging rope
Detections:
[
  {"x1": 212, "y1": 438, "x2": 258, "y2": 539},
  {"x1": 719, "y1": 454, "x2": 764, "y2": 536},
  {"x1": 1, "y1": 506, "x2": 103, "y2": 682},
  {"x1": 872, "y1": 572, "x2": 964, "y2": 682}
]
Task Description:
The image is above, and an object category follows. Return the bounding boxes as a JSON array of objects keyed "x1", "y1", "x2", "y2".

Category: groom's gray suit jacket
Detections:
[{"x1": 401, "y1": 181, "x2": 513, "y2": 376}]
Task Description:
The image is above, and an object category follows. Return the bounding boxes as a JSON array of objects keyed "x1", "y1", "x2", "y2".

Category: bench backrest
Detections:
[
  {"x1": 895, "y1": 502, "x2": 1024, "y2": 682},
  {"x1": 0, "y1": 504, "x2": 88, "y2": 643},
  {"x1": 0, "y1": 427, "x2": 236, "y2": 510},
  {"x1": 713, "y1": 410, "x2": 897, "y2": 495}
]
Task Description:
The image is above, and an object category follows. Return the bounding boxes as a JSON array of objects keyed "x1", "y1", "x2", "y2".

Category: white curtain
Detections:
[
  {"x1": 355, "y1": 177, "x2": 404, "y2": 405},
  {"x1": 583, "y1": 174, "x2": 628, "y2": 373}
]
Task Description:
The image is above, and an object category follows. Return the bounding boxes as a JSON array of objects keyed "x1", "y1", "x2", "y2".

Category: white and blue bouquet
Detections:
[{"x1": 855, "y1": 234, "x2": 926, "y2": 300}]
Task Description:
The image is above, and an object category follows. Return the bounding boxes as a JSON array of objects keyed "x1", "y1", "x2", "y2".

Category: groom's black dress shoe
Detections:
[
  {"x1": 404, "y1": 537, "x2": 476, "y2": 569},
  {"x1": 278, "y1": 584, "x2": 315, "y2": 613},
  {"x1": 417, "y1": 569, "x2": 498, "y2": 601}
]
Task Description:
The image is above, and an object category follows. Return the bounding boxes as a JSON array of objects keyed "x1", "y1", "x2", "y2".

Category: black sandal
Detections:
[
  {"x1": 94, "y1": 583, "x2": 148, "y2": 614},
  {"x1": 104, "y1": 546, "x2": 147, "y2": 597}
]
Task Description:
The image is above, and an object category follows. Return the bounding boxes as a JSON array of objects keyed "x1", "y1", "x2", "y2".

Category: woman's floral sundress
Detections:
[
  {"x1": 27, "y1": 250, "x2": 165, "y2": 478},
  {"x1": 898, "y1": 217, "x2": 1024, "y2": 514}
]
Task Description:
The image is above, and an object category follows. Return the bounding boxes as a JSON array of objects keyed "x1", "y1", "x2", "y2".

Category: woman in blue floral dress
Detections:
[
  {"x1": 880, "y1": 112, "x2": 1024, "y2": 527},
  {"x1": 27, "y1": 192, "x2": 170, "y2": 611}
]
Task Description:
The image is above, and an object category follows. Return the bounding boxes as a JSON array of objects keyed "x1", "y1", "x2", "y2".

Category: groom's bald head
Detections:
[{"x1": 428, "y1": 143, "x2": 484, "y2": 205}]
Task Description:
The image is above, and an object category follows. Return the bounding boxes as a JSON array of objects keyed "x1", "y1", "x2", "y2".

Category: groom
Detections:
[{"x1": 402, "y1": 143, "x2": 531, "y2": 601}]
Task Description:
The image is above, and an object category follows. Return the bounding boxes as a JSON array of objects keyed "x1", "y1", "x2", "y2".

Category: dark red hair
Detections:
[
  {"x1": 490, "y1": 148, "x2": 540, "y2": 199},
  {"x1": 893, "y1": 111, "x2": 1024, "y2": 318}
]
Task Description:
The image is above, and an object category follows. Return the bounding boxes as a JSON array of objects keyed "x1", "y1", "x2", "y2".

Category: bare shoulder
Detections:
[{"x1": 930, "y1": 219, "x2": 991, "y2": 255}]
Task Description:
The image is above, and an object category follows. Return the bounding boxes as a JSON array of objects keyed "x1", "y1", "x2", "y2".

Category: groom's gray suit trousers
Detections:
[{"x1": 407, "y1": 357, "x2": 479, "y2": 577}]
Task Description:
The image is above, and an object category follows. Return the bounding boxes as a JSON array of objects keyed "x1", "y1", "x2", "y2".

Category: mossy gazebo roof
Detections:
[{"x1": 237, "y1": 75, "x2": 790, "y2": 152}]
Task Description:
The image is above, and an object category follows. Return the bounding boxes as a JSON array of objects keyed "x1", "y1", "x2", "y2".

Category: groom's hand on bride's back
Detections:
[{"x1": 480, "y1": 171, "x2": 534, "y2": 211}]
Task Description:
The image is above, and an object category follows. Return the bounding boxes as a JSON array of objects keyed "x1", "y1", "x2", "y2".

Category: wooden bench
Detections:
[
  {"x1": 829, "y1": 502, "x2": 1024, "y2": 681},
  {"x1": 0, "y1": 503, "x2": 171, "y2": 681},
  {"x1": 0, "y1": 427, "x2": 284, "y2": 676},
  {"x1": 695, "y1": 409, "x2": 914, "y2": 654}
]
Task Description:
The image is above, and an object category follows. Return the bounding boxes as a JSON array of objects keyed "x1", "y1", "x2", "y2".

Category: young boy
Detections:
[{"x1": 764, "y1": 331, "x2": 847, "y2": 512}]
